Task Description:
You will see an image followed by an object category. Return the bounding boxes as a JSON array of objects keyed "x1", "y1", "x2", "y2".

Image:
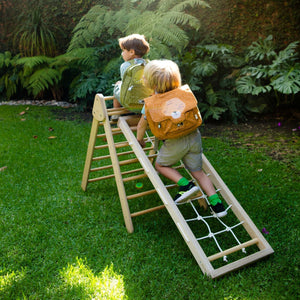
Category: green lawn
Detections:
[{"x1": 0, "y1": 105, "x2": 299, "y2": 299}]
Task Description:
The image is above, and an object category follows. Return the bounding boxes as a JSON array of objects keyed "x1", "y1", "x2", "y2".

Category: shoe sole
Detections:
[
  {"x1": 214, "y1": 210, "x2": 227, "y2": 218},
  {"x1": 175, "y1": 186, "x2": 200, "y2": 204}
]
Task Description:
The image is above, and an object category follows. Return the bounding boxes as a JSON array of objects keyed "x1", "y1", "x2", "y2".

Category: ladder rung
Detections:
[
  {"x1": 131, "y1": 205, "x2": 166, "y2": 217},
  {"x1": 127, "y1": 188, "x2": 157, "y2": 199},
  {"x1": 119, "y1": 158, "x2": 139, "y2": 166},
  {"x1": 123, "y1": 173, "x2": 148, "y2": 182},
  {"x1": 88, "y1": 174, "x2": 115, "y2": 182},
  {"x1": 104, "y1": 96, "x2": 114, "y2": 100},
  {"x1": 97, "y1": 130, "x2": 121, "y2": 138},
  {"x1": 94, "y1": 140, "x2": 130, "y2": 150},
  {"x1": 115, "y1": 141, "x2": 131, "y2": 148},
  {"x1": 93, "y1": 154, "x2": 111, "y2": 161},
  {"x1": 107, "y1": 108, "x2": 130, "y2": 116},
  {"x1": 208, "y1": 238, "x2": 259, "y2": 262},
  {"x1": 121, "y1": 168, "x2": 145, "y2": 176},
  {"x1": 90, "y1": 164, "x2": 113, "y2": 172},
  {"x1": 92, "y1": 149, "x2": 136, "y2": 161},
  {"x1": 127, "y1": 183, "x2": 177, "y2": 200}
]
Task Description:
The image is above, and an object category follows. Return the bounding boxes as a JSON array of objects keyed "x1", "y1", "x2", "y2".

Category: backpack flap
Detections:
[{"x1": 145, "y1": 85, "x2": 202, "y2": 140}]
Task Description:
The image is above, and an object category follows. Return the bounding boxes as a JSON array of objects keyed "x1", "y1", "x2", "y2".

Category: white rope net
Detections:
[{"x1": 144, "y1": 134, "x2": 249, "y2": 263}]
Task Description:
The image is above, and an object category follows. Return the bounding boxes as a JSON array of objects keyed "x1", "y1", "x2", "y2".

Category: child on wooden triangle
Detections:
[
  {"x1": 136, "y1": 59, "x2": 227, "y2": 218},
  {"x1": 112, "y1": 34, "x2": 152, "y2": 121}
]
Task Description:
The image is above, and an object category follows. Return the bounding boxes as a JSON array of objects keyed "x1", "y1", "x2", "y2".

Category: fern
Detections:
[
  {"x1": 0, "y1": 52, "x2": 22, "y2": 99},
  {"x1": 68, "y1": 0, "x2": 210, "y2": 57},
  {"x1": 24, "y1": 68, "x2": 61, "y2": 97}
]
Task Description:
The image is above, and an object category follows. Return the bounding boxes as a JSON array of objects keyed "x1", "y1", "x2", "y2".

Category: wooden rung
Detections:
[
  {"x1": 90, "y1": 164, "x2": 113, "y2": 172},
  {"x1": 94, "y1": 141, "x2": 130, "y2": 150},
  {"x1": 88, "y1": 173, "x2": 115, "y2": 182},
  {"x1": 119, "y1": 158, "x2": 139, "y2": 166},
  {"x1": 121, "y1": 168, "x2": 145, "y2": 176},
  {"x1": 93, "y1": 149, "x2": 137, "y2": 161},
  {"x1": 127, "y1": 183, "x2": 178, "y2": 200},
  {"x1": 94, "y1": 144, "x2": 109, "y2": 150},
  {"x1": 97, "y1": 130, "x2": 122, "y2": 138},
  {"x1": 123, "y1": 173, "x2": 148, "y2": 182},
  {"x1": 127, "y1": 188, "x2": 157, "y2": 200},
  {"x1": 208, "y1": 238, "x2": 259, "y2": 262},
  {"x1": 117, "y1": 149, "x2": 135, "y2": 157},
  {"x1": 131, "y1": 204, "x2": 166, "y2": 217},
  {"x1": 107, "y1": 108, "x2": 130, "y2": 116},
  {"x1": 115, "y1": 141, "x2": 130, "y2": 148},
  {"x1": 104, "y1": 96, "x2": 114, "y2": 100},
  {"x1": 92, "y1": 154, "x2": 111, "y2": 161}
]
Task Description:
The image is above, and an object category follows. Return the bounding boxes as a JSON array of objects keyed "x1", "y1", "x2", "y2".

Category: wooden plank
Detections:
[
  {"x1": 208, "y1": 238, "x2": 259, "y2": 262},
  {"x1": 210, "y1": 248, "x2": 274, "y2": 279},
  {"x1": 81, "y1": 117, "x2": 100, "y2": 191},
  {"x1": 131, "y1": 205, "x2": 166, "y2": 217}
]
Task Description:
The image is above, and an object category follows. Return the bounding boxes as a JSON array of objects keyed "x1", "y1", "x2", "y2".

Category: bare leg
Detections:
[
  {"x1": 113, "y1": 98, "x2": 122, "y2": 108},
  {"x1": 155, "y1": 162, "x2": 183, "y2": 183},
  {"x1": 191, "y1": 170, "x2": 216, "y2": 197}
]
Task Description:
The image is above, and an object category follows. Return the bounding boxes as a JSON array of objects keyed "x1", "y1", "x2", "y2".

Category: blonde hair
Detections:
[
  {"x1": 143, "y1": 60, "x2": 181, "y2": 93},
  {"x1": 119, "y1": 34, "x2": 150, "y2": 57}
]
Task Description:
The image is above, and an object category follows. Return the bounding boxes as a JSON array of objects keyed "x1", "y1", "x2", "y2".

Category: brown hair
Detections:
[{"x1": 119, "y1": 34, "x2": 150, "y2": 57}]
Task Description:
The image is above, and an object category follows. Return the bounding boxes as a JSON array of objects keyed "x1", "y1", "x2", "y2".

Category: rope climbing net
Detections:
[{"x1": 145, "y1": 133, "x2": 250, "y2": 263}]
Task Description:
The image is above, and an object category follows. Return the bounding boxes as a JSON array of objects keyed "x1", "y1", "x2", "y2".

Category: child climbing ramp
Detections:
[{"x1": 81, "y1": 93, "x2": 274, "y2": 279}]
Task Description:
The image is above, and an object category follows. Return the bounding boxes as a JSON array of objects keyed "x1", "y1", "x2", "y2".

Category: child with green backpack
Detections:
[{"x1": 112, "y1": 34, "x2": 153, "y2": 121}]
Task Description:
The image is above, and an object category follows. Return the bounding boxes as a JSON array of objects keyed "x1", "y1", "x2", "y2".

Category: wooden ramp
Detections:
[{"x1": 81, "y1": 93, "x2": 274, "y2": 279}]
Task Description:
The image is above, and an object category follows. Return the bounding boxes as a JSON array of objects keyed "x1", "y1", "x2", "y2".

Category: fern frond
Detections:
[
  {"x1": 158, "y1": 0, "x2": 209, "y2": 12},
  {"x1": 68, "y1": 5, "x2": 110, "y2": 51},
  {"x1": 162, "y1": 11, "x2": 200, "y2": 31},
  {"x1": 26, "y1": 68, "x2": 61, "y2": 97},
  {"x1": 16, "y1": 56, "x2": 52, "y2": 68},
  {"x1": 55, "y1": 48, "x2": 98, "y2": 68}
]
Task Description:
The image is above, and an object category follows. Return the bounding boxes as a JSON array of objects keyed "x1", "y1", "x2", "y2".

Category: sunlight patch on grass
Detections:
[
  {"x1": 60, "y1": 258, "x2": 127, "y2": 300},
  {"x1": 0, "y1": 269, "x2": 26, "y2": 292}
]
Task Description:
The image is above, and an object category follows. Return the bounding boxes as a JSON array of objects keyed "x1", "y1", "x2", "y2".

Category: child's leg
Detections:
[
  {"x1": 191, "y1": 170, "x2": 227, "y2": 217},
  {"x1": 155, "y1": 162, "x2": 200, "y2": 203},
  {"x1": 155, "y1": 161, "x2": 183, "y2": 182},
  {"x1": 113, "y1": 98, "x2": 122, "y2": 108},
  {"x1": 190, "y1": 170, "x2": 216, "y2": 197}
]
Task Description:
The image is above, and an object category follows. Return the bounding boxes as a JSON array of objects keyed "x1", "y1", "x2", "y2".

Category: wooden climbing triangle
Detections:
[{"x1": 81, "y1": 93, "x2": 274, "y2": 279}]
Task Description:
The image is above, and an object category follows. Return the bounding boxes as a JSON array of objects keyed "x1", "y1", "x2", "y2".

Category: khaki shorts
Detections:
[{"x1": 156, "y1": 129, "x2": 203, "y2": 172}]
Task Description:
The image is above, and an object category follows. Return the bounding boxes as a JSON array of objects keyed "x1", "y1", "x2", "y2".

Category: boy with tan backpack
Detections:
[{"x1": 137, "y1": 59, "x2": 227, "y2": 217}]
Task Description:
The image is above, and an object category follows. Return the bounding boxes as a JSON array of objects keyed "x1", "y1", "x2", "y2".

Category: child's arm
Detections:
[{"x1": 137, "y1": 115, "x2": 148, "y2": 148}]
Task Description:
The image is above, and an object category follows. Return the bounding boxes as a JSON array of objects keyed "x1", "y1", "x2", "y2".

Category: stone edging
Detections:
[{"x1": 0, "y1": 100, "x2": 77, "y2": 108}]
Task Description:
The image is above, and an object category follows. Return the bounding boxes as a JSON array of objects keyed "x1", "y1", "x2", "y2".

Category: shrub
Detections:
[
  {"x1": 180, "y1": 43, "x2": 245, "y2": 123},
  {"x1": 236, "y1": 35, "x2": 300, "y2": 111}
]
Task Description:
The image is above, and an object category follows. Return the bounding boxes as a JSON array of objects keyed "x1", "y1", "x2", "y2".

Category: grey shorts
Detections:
[{"x1": 156, "y1": 129, "x2": 203, "y2": 172}]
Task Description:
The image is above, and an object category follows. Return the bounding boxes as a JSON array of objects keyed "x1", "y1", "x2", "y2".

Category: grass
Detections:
[{"x1": 0, "y1": 105, "x2": 299, "y2": 299}]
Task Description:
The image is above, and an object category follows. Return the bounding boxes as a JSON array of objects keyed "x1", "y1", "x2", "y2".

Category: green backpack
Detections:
[{"x1": 120, "y1": 59, "x2": 153, "y2": 112}]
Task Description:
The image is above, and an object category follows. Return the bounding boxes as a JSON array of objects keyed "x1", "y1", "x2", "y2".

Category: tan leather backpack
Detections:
[{"x1": 144, "y1": 85, "x2": 202, "y2": 140}]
